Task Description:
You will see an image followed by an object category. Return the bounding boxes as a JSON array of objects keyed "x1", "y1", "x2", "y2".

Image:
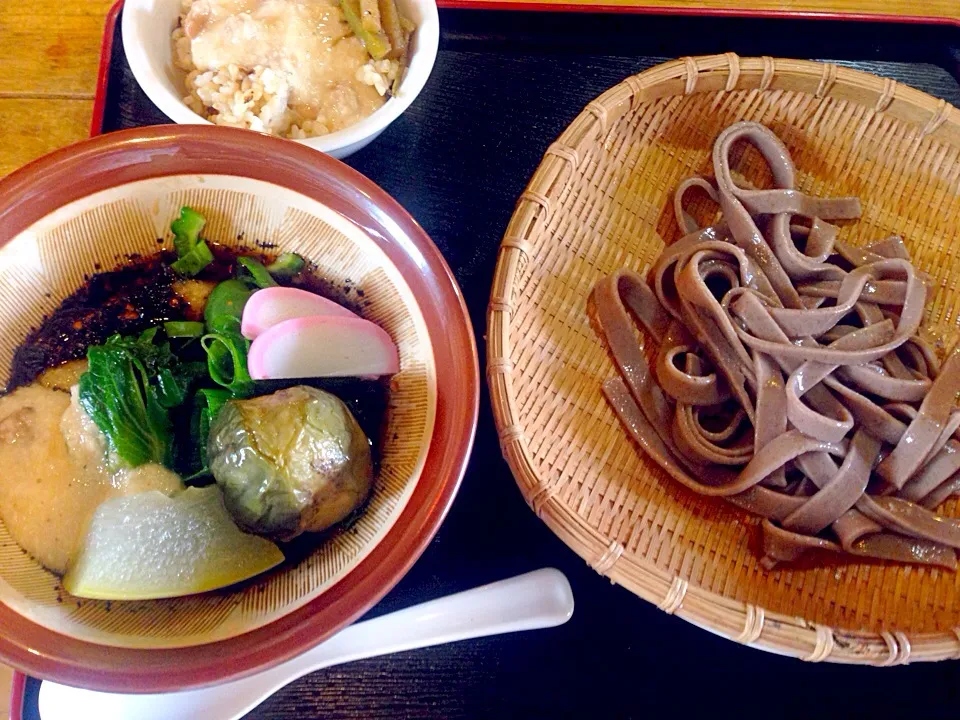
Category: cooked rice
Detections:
[{"x1": 172, "y1": 5, "x2": 402, "y2": 140}]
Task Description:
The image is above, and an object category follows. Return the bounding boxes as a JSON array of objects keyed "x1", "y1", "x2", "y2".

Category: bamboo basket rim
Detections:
[{"x1": 487, "y1": 53, "x2": 960, "y2": 666}]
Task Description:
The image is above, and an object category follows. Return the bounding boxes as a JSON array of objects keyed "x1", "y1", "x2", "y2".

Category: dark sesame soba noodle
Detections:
[{"x1": 592, "y1": 121, "x2": 960, "y2": 570}]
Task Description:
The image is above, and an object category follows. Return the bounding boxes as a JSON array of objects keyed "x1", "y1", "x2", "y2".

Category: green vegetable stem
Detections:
[
  {"x1": 171, "y1": 242, "x2": 214, "y2": 277},
  {"x1": 155, "y1": 362, "x2": 207, "y2": 408},
  {"x1": 163, "y1": 320, "x2": 206, "y2": 338},
  {"x1": 186, "y1": 387, "x2": 233, "y2": 481},
  {"x1": 198, "y1": 387, "x2": 232, "y2": 420},
  {"x1": 340, "y1": 0, "x2": 391, "y2": 59},
  {"x1": 171, "y1": 206, "x2": 205, "y2": 256},
  {"x1": 170, "y1": 206, "x2": 214, "y2": 277}
]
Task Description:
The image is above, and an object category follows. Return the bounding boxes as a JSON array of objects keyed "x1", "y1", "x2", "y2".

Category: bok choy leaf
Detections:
[{"x1": 79, "y1": 346, "x2": 172, "y2": 468}]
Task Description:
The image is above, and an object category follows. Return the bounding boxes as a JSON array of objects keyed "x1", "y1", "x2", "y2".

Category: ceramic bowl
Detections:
[
  {"x1": 121, "y1": 0, "x2": 440, "y2": 158},
  {"x1": 0, "y1": 124, "x2": 477, "y2": 691}
]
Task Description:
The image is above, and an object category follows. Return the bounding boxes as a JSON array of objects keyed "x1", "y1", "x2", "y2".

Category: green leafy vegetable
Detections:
[
  {"x1": 164, "y1": 320, "x2": 205, "y2": 338},
  {"x1": 204, "y1": 279, "x2": 254, "y2": 335},
  {"x1": 77, "y1": 234, "x2": 310, "y2": 476},
  {"x1": 199, "y1": 387, "x2": 232, "y2": 420},
  {"x1": 185, "y1": 387, "x2": 233, "y2": 480},
  {"x1": 155, "y1": 362, "x2": 207, "y2": 408},
  {"x1": 104, "y1": 328, "x2": 173, "y2": 377},
  {"x1": 135, "y1": 327, "x2": 159, "y2": 344},
  {"x1": 170, "y1": 206, "x2": 213, "y2": 277},
  {"x1": 78, "y1": 327, "x2": 207, "y2": 469},
  {"x1": 266, "y1": 253, "x2": 305, "y2": 280},
  {"x1": 237, "y1": 257, "x2": 278, "y2": 289},
  {"x1": 79, "y1": 346, "x2": 172, "y2": 468},
  {"x1": 201, "y1": 332, "x2": 255, "y2": 398}
]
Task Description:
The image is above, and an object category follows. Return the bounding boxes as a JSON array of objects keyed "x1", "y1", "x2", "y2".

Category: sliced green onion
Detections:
[
  {"x1": 266, "y1": 252, "x2": 306, "y2": 280},
  {"x1": 237, "y1": 257, "x2": 278, "y2": 289},
  {"x1": 204, "y1": 279, "x2": 254, "y2": 334},
  {"x1": 201, "y1": 333, "x2": 254, "y2": 398}
]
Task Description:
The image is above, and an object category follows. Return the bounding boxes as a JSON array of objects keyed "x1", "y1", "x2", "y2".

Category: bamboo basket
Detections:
[{"x1": 487, "y1": 53, "x2": 960, "y2": 665}]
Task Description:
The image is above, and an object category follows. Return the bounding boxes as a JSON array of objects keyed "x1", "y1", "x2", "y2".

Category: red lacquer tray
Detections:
[{"x1": 11, "y1": 0, "x2": 960, "y2": 717}]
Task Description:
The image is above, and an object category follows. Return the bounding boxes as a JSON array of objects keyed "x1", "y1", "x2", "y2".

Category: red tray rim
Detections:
[
  {"x1": 89, "y1": 0, "x2": 960, "y2": 139},
  {"x1": 439, "y1": 0, "x2": 960, "y2": 25},
  {"x1": 9, "y1": 670, "x2": 25, "y2": 720},
  {"x1": 89, "y1": 0, "x2": 123, "y2": 137}
]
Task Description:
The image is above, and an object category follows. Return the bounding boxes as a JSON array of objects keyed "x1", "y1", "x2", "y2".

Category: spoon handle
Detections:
[
  {"x1": 284, "y1": 567, "x2": 574, "y2": 678},
  {"x1": 38, "y1": 568, "x2": 574, "y2": 720}
]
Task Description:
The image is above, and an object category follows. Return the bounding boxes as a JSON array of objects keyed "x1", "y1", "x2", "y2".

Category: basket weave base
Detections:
[{"x1": 489, "y1": 54, "x2": 960, "y2": 665}]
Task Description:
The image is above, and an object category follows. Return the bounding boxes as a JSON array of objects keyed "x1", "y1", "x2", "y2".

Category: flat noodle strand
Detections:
[{"x1": 591, "y1": 121, "x2": 960, "y2": 570}]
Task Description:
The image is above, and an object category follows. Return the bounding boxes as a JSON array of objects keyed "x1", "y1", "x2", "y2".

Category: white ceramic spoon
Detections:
[{"x1": 39, "y1": 568, "x2": 574, "y2": 720}]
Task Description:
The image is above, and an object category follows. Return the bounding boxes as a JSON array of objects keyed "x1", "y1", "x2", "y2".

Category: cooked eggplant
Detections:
[{"x1": 207, "y1": 385, "x2": 374, "y2": 540}]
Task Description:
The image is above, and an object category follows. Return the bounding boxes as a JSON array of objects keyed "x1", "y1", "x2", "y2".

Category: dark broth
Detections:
[
  {"x1": 9, "y1": 254, "x2": 182, "y2": 389},
  {"x1": 10, "y1": 247, "x2": 365, "y2": 385},
  {"x1": 7, "y1": 246, "x2": 388, "y2": 463}
]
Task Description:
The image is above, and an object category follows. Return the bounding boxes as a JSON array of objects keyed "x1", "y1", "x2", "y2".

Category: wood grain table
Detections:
[
  {"x1": 0, "y1": 3, "x2": 113, "y2": 715},
  {"x1": 3, "y1": 2, "x2": 960, "y2": 720},
  {"x1": 0, "y1": 1, "x2": 113, "y2": 179}
]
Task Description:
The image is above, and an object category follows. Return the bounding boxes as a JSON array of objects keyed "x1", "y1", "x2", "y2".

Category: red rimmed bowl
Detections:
[{"x1": 0, "y1": 125, "x2": 478, "y2": 692}]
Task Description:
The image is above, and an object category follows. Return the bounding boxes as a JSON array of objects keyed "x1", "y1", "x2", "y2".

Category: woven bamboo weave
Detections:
[{"x1": 488, "y1": 54, "x2": 960, "y2": 664}]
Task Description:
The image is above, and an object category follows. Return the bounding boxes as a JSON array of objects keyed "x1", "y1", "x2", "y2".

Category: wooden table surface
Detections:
[
  {"x1": 0, "y1": 2, "x2": 112, "y2": 714},
  {"x1": 0, "y1": 1, "x2": 114, "y2": 179},
  {"x1": 0, "y1": 0, "x2": 958, "y2": 718}
]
